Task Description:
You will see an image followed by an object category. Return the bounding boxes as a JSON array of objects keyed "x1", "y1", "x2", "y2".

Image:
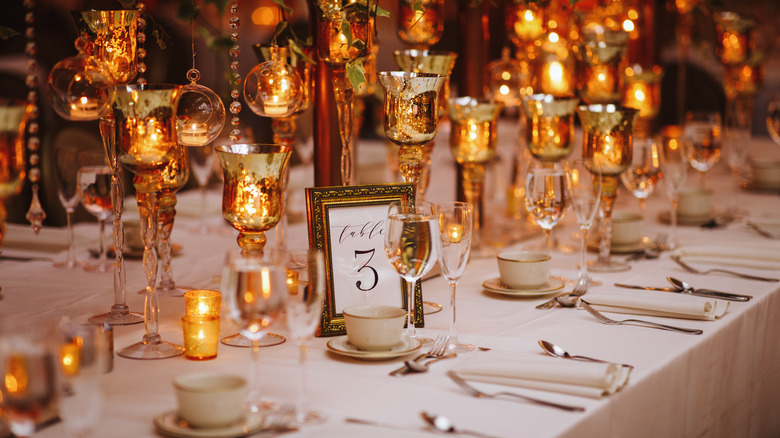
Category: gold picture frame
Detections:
[{"x1": 305, "y1": 183, "x2": 424, "y2": 337}]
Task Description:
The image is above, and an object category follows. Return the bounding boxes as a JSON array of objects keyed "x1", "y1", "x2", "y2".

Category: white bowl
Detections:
[
  {"x1": 343, "y1": 305, "x2": 406, "y2": 351},
  {"x1": 678, "y1": 188, "x2": 713, "y2": 218},
  {"x1": 612, "y1": 211, "x2": 643, "y2": 245},
  {"x1": 751, "y1": 160, "x2": 780, "y2": 187},
  {"x1": 496, "y1": 251, "x2": 550, "y2": 289},
  {"x1": 173, "y1": 373, "x2": 248, "y2": 428}
]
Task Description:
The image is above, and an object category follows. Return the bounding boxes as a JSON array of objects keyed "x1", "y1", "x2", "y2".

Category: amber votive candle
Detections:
[
  {"x1": 184, "y1": 290, "x2": 222, "y2": 317},
  {"x1": 182, "y1": 315, "x2": 220, "y2": 361}
]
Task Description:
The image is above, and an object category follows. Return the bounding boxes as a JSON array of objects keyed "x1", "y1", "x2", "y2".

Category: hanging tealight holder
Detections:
[
  {"x1": 46, "y1": 36, "x2": 112, "y2": 121},
  {"x1": 177, "y1": 68, "x2": 226, "y2": 146},
  {"x1": 243, "y1": 45, "x2": 304, "y2": 118}
]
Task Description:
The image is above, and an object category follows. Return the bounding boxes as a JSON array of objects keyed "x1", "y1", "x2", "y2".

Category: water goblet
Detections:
[
  {"x1": 77, "y1": 151, "x2": 113, "y2": 273},
  {"x1": 577, "y1": 104, "x2": 638, "y2": 273},
  {"x1": 222, "y1": 250, "x2": 289, "y2": 413},
  {"x1": 53, "y1": 144, "x2": 85, "y2": 269},
  {"x1": 683, "y1": 111, "x2": 722, "y2": 188},
  {"x1": 187, "y1": 144, "x2": 218, "y2": 234},
  {"x1": 434, "y1": 202, "x2": 474, "y2": 354},
  {"x1": 285, "y1": 249, "x2": 326, "y2": 425},
  {"x1": 567, "y1": 159, "x2": 601, "y2": 283},
  {"x1": 524, "y1": 163, "x2": 569, "y2": 254},
  {"x1": 384, "y1": 200, "x2": 440, "y2": 343},
  {"x1": 0, "y1": 320, "x2": 58, "y2": 438},
  {"x1": 620, "y1": 137, "x2": 662, "y2": 216},
  {"x1": 660, "y1": 128, "x2": 688, "y2": 250}
]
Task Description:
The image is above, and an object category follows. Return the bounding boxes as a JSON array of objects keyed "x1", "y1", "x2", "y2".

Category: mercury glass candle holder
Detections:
[
  {"x1": 378, "y1": 72, "x2": 445, "y2": 197},
  {"x1": 520, "y1": 94, "x2": 579, "y2": 163},
  {"x1": 505, "y1": 1, "x2": 546, "y2": 61},
  {"x1": 577, "y1": 26, "x2": 629, "y2": 104},
  {"x1": 577, "y1": 104, "x2": 638, "y2": 273},
  {"x1": 112, "y1": 84, "x2": 185, "y2": 360},
  {"x1": 184, "y1": 290, "x2": 222, "y2": 317},
  {"x1": 71, "y1": 10, "x2": 138, "y2": 86},
  {"x1": 397, "y1": 0, "x2": 444, "y2": 49},
  {"x1": 0, "y1": 102, "x2": 29, "y2": 252},
  {"x1": 622, "y1": 64, "x2": 663, "y2": 139},
  {"x1": 714, "y1": 12, "x2": 757, "y2": 66}
]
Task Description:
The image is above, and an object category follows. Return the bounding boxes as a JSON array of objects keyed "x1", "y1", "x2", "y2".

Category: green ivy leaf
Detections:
[
  {"x1": 288, "y1": 39, "x2": 315, "y2": 65},
  {"x1": 346, "y1": 60, "x2": 366, "y2": 92},
  {"x1": 271, "y1": 0, "x2": 293, "y2": 14},
  {"x1": 412, "y1": 1, "x2": 425, "y2": 13},
  {"x1": 375, "y1": 5, "x2": 391, "y2": 18},
  {"x1": 0, "y1": 26, "x2": 20, "y2": 41}
]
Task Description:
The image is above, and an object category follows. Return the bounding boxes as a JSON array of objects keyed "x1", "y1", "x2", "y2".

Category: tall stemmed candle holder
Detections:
[
  {"x1": 621, "y1": 64, "x2": 663, "y2": 139},
  {"x1": 577, "y1": 104, "x2": 638, "y2": 273},
  {"x1": 314, "y1": 2, "x2": 372, "y2": 186},
  {"x1": 0, "y1": 102, "x2": 30, "y2": 252},
  {"x1": 69, "y1": 10, "x2": 144, "y2": 326},
  {"x1": 378, "y1": 72, "x2": 445, "y2": 196},
  {"x1": 521, "y1": 94, "x2": 579, "y2": 164},
  {"x1": 393, "y1": 50, "x2": 457, "y2": 200},
  {"x1": 216, "y1": 144, "x2": 291, "y2": 348},
  {"x1": 448, "y1": 97, "x2": 501, "y2": 250},
  {"x1": 113, "y1": 84, "x2": 185, "y2": 360},
  {"x1": 576, "y1": 26, "x2": 629, "y2": 105}
]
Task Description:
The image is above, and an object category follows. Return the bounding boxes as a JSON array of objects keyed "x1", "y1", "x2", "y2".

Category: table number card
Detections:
[{"x1": 305, "y1": 183, "x2": 424, "y2": 336}]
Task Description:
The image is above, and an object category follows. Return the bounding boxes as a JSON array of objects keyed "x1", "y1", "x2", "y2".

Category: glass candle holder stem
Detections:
[
  {"x1": 333, "y1": 69, "x2": 355, "y2": 186},
  {"x1": 595, "y1": 175, "x2": 619, "y2": 268},
  {"x1": 462, "y1": 163, "x2": 485, "y2": 246}
]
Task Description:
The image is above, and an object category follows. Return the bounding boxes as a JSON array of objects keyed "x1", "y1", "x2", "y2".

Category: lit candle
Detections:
[
  {"x1": 59, "y1": 342, "x2": 81, "y2": 377},
  {"x1": 181, "y1": 315, "x2": 220, "y2": 361},
  {"x1": 180, "y1": 123, "x2": 210, "y2": 147},
  {"x1": 286, "y1": 269, "x2": 299, "y2": 295},
  {"x1": 263, "y1": 95, "x2": 289, "y2": 116},
  {"x1": 447, "y1": 224, "x2": 463, "y2": 243},
  {"x1": 584, "y1": 64, "x2": 618, "y2": 102},
  {"x1": 513, "y1": 7, "x2": 544, "y2": 42},
  {"x1": 184, "y1": 290, "x2": 222, "y2": 317},
  {"x1": 540, "y1": 61, "x2": 570, "y2": 96},
  {"x1": 70, "y1": 96, "x2": 100, "y2": 119},
  {"x1": 624, "y1": 82, "x2": 651, "y2": 117},
  {"x1": 720, "y1": 31, "x2": 747, "y2": 64}
]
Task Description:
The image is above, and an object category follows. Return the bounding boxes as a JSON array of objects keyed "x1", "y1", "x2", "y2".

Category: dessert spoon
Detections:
[
  {"x1": 538, "y1": 340, "x2": 634, "y2": 369},
  {"x1": 421, "y1": 412, "x2": 497, "y2": 438}
]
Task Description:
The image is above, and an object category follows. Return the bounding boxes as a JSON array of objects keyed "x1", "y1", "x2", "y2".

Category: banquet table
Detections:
[{"x1": 2, "y1": 123, "x2": 780, "y2": 438}]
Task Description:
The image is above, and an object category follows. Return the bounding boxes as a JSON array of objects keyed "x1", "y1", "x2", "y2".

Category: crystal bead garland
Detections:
[
  {"x1": 136, "y1": 2, "x2": 147, "y2": 87},
  {"x1": 228, "y1": 0, "x2": 242, "y2": 142},
  {"x1": 23, "y1": 0, "x2": 45, "y2": 233}
]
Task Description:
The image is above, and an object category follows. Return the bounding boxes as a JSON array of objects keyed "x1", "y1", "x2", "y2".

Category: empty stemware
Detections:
[
  {"x1": 660, "y1": 127, "x2": 688, "y2": 250},
  {"x1": 76, "y1": 151, "x2": 113, "y2": 273},
  {"x1": 524, "y1": 163, "x2": 569, "y2": 254},
  {"x1": 567, "y1": 159, "x2": 601, "y2": 283},
  {"x1": 53, "y1": 144, "x2": 85, "y2": 269},
  {"x1": 683, "y1": 111, "x2": 722, "y2": 188},
  {"x1": 434, "y1": 201, "x2": 474, "y2": 354},
  {"x1": 620, "y1": 137, "x2": 662, "y2": 216}
]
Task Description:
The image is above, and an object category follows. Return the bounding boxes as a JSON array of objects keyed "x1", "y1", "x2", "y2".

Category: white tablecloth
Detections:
[{"x1": 2, "y1": 126, "x2": 779, "y2": 438}]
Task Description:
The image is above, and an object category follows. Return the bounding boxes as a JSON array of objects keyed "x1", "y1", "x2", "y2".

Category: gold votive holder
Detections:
[
  {"x1": 182, "y1": 315, "x2": 220, "y2": 361},
  {"x1": 184, "y1": 290, "x2": 222, "y2": 317}
]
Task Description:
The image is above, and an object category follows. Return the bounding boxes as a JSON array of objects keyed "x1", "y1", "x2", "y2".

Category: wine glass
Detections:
[
  {"x1": 77, "y1": 151, "x2": 113, "y2": 273},
  {"x1": 56, "y1": 320, "x2": 105, "y2": 438},
  {"x1": 620, "y1": 137, "x2": 662, "y2": 215},
  {"x1": 683, "y1": 111, "x2": 722, "y2": 188},
  {"x1": 660, "y1": 129, "x2": 688, "y2": 249},
  {"x1": 567, "y1": 159, "x2": 601, "y2": 284},
  {"x1": 222, "y1": 249, "x2": 289, "y2": 413},
  {"x1": 0, "y1": 320, "x2": 57, "y2": 438},
  {"x1": 188, "y1": 145, "x2": 218, "y2": 234},
  {"x1": 768, "y1": 94, "x2": 780, "y2": 146},
  {"x1": 524, "y1": 163, "x2": 569, "y2": 254},
  {"x1": 384, "y1": 200, "x2": 440, "y2": 343},
  {"x1": 434, "y1": 202, "x2": 474, "y2": 354},
  {"x1": 285, "y1": 249, "x2": 326, "y2": 425},
  {"x1": 53, "y1": 144, "x2": 85, "y2": 269}
]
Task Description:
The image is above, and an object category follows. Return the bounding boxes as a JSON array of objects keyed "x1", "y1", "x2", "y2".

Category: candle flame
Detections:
[
  {"x1": 523, "y1": 9, "x2": 535, "y2": 22},
  {"x1": 549, "y1": 62, "x2": 564, "y2": 84},
  {"x1": 634, "y1": 88, "x2": 646, "y2": 102},
  {"x1": 261, "y1": 267, "x2": 271, "y2": 299}
]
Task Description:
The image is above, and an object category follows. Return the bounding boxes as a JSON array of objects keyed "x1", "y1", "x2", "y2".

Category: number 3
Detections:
[{"x1": 354, "y1": 249, "x2": 379, "y2": 292}]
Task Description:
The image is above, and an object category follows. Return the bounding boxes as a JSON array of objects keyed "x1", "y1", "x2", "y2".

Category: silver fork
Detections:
[
  {"x1": 536, "y1": 276, "x2": 590, "y2": 310},
  {"x1": 446, "y1": 371, "x2": 585, "y2": 412},
  {"x1": 579, "y1": 300, "x2": 703, "y2": 335},
  {"x1": 626, "y1": 233, "x2": 667, "y2": 261},
  {"x1": 671, "y1": 255, "x2": 779, "y2": 282},
  {"x1": 389, "y1": 334, "x2": 448, "y2": 376}
]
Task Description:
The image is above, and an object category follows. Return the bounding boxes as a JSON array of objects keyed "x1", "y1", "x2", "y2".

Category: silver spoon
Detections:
[
  {"x1": 403, "y1": 353, "x2": 457, "y2": 374},
  {"x1": 421, "y1": 412, "x2": 497, "y2": 438},
  {"x1": 538, "y1": 340, "x2": 633, "y2": 369},
  {"x1": 666, "y1": 277, "x2": 752, "y2": 301}
]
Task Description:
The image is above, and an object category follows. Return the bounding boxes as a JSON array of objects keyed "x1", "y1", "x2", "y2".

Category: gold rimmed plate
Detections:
[
  {"x1": 588, "y1": 236, "x2": 656, "y2": 254},
  {"x1": 482, "y1": 277, "x2": 565, "y2": 297},
  {"x1": 326, "y1": 336, "x2": 421, "y2": 361},
  {"x1": 658, "y1": 210, "x2": 714, "y2": 227},
  {"x1": 153, "y1": 410, "x2": 264, "y2": 438}
]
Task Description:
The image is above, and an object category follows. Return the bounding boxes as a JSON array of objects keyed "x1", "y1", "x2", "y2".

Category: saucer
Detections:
[
  {"x1": 153, "y1": 410, "x2": 264, "y2": 438},
  {"x1": 587, "y1": 237, "x2": 655, "y2": 254},
  {"x1": 481, "y1": 277, "x2": 564, "y2": 297},
  {"x1": 326, "y1": 336, "x2": 421, "y2": 361},
  {"x1": 658, "y1": 210, "x2": 713, "y2": 226}
]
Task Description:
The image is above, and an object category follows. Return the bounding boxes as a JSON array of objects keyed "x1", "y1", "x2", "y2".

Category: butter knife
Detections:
[{"x1": 614, "y1": 283, "x2": 751, "y2": 301}]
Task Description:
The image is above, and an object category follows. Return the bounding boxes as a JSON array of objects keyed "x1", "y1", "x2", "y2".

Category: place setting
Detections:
[{"x1": 482, "y1": 250, "x2": 565, "y2": 298}]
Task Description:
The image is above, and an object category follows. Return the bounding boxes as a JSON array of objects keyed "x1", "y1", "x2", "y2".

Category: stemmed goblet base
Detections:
[
  {"x1": 117, "y1": 333, "x2": 185, "y2": 360},
  {"x1": 220, "y1": 333, "x2": 286, "y2": 348},
  {"x1": 88, "y1": 304, "x2": 143, "y2": 326}
]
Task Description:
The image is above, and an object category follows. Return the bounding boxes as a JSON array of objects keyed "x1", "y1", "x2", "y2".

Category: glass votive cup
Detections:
[
  {"x1": 184, "y1": 290, "x2": 222, "y2": 317},
  {"x1": 182, "y1": 315, "x2": 220, "y2": 361}
]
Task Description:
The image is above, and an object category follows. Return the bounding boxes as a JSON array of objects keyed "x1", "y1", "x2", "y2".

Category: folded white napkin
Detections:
[
  {"x1": 673, "y1": 245, "x2": 780, "y2": 271},
  {"x1": 454, "y1": 355, "x2": 630, "y2": 399},
  {"x1": 2, "y1": 223, "x2": 69, "y2": 253},
  {"x1": 583, "y1": 291, "x2": 728, "y2": 321}
]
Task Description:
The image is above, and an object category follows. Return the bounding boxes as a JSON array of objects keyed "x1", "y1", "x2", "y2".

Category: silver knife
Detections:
[{"x1": 614, "y1": 283, "x2": 751, "y2": 301}]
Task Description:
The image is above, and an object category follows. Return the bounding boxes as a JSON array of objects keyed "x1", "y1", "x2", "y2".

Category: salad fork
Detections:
[
  {"x1": 626, "y1": 233, "x2": 667, "y2": 261},
  {"x1": 579, "y1": 300, "x2": 703, "y2": 335},
  {"x1": 671, "y1": 255, "x2": 779, "y2": 282},
  {"x1": 536, "y1": 276, "x2": 590, "y2": 310},
  {"x1": 389, "y1": 334, "x2": 448, "y2": 376}
]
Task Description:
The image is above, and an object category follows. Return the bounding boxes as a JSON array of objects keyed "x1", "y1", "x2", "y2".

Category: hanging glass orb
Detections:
[
  {"x1": 243, "y1": 46, "x2": 304, "y2": 118},
  {"x1": 46, "y1": 37, "x2": 112, "y2": 121},
  {"x1": 176, "y1": 69, "x2": 226, "y2": 147}
]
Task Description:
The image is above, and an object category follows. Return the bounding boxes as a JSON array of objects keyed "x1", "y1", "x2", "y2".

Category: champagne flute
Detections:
[
  {"x1": 53, "y1": 145, "x2": 85, "y2": 269},
  {"x1": 285, "y1": 250, "x2": 326, "y2": 425},
  {"x1": 222, "y1": 250, "x2": 289, "y2": 413},
  {"x1": 188, "y1": 144, "x2": 219, "y2": 234},
  {"x1": 524, "y1": 164, "x2": 569, "y2": 254},
  {"x1": 384, "y1": 201, "x2": 439, "y2": 343},
  {"x1": 660, "y1": 130, "x2": 688, "y2": 249},
  {"x1": 77, "y1": 151, "x2": 113, "y2": 273},
  {"x1": 683, "y1": 111, "x2": 722, "y2": 188},
  {"x1": 620, "y1": 137, "x2": 662, "y2": 215},
  {"x1": 56, "y1": 320, "x2": 105, "y2": 438},
  {"x1": 567, "y1": 159, "x2": 601, "y2": 284},
  {"x1": 0, "y1": 320, "x2": 57, "y2": 438},
  {"x1": 434, "y1": 202, "x2": 474, "y2": 353}
]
